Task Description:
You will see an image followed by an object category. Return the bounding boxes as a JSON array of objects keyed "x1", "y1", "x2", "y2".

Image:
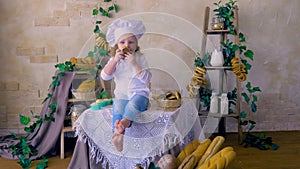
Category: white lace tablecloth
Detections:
[{"x1": 73, "y1": 99, "x2": 204, "y2": 169}]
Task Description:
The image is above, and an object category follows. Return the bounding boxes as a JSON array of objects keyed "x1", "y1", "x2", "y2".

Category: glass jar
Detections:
[{"x1": 211, "y1": 17, "x2": 225, "y2": 30}]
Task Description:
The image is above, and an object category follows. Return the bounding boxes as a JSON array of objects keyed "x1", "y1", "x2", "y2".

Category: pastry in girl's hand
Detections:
[{"x1": 121, "y1": 46, "x2": 132, "y2": 55}]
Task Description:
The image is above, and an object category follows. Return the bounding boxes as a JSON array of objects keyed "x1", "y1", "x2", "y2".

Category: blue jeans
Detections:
[{"x1": 112, "y1": 95, "x2": 149, "y2": 132}]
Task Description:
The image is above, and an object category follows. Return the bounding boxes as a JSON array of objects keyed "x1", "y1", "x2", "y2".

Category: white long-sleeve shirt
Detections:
[{"x1": 101, "y1": 52, "x2": 152, "y2": 100}]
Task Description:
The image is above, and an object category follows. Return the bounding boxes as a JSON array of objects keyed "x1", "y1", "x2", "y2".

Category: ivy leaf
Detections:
[
  {"x1": 240, "y1": 111, "x2": 247, "y2": 118},
  {"x1": 271, "y1": 144, "x2": 279, "y2": 150},
  {"x1": 42, "y1": 93, "x2": 52, "y2": 104},
  {"x1": 98, "y1": 91, "x2": 108, "y2": 99},
  {"x1": 36, "y1": 156, "x2": 48, "y2": 169},
  {"x1": 108, "y1": 6, "x2": 114, "y2": 12},
  {"x1": 88, "y1": 51, "x2": 94, "y2": 57},
  {"x1": 249, "y1": 120, "x2": 256, "y2": 125},
  {"x1": 48, "y1": 102, "x2": 57, "y2": 112},
  {"x1": 260, "y1": 132, "x2": 265, "y2": 139},
  {"x1": 114, "y1": 4, "x2": 119, "y2": 12},
  {"x1": 232, "y1": 44, "x2": 239, "y2": 52},
  {"x1": 22, "y1": 145, "x2": 32, "y2": 155},
  {"x1": 194, "y1": 56, "x2": 204, "y2": 67},
  {"x1": 24, "y1": 126, "x2": 34, "y2": 133},
  {"x1": 249, "y1": 124, "x2": 256, "y2": 131},
  {"x1": 246, "y1": 82, "x2": 251, "y2": 90},
  {"x1": 96, "y1": 20, "x2": 102, "y2": 25},
  {"x1": 18, "y1": 155, "x2": 31, "y2": 169},
  {"x1": 92, "y1": 9, "x2": 99, "y2": 15},
  {"x1": 241, "y1": 120, "x2": 248, "y2": 126},
  {"x1": 99, "y1": 7, "x2": 109, "y2": 17},
  {"x1": 239, "y1": 45, "x2": 246, "y2": 53},
  {"x1": 242, "y1": 92, "x2": 250, "y2": 103},
  {"x1": 10, "y1": 132, "x2": 17, "y2": 138},
  {"x1": 253, "y1": 86, "x2": 262, "y2": 92},
  {"x1": 35, "y1": 119, "x2": 43, "y2": 127},
  {"x1": 51, "y1": 76, "x2": 60, "y2": 87},
  {"x1": 57, "y1": 72, "x2": 65, "y2": 78},
  {"x1": 44, "y1": 114, "x2": 55, "y2": 122},
  {"x1": 251, "y1": 101, "x2": 257, "y2": 112},
  {"x1": 253, "y1": 95, "x2": 258, "y2": 102},
  {"x1": 99, "y1": 47, "x2": 108, "y2": 56},
  {"x1": 94, "y1": 25, "x2": 100, "y2": 33},
  {"x1": 241, "y1": 60, "x2": 252, "y2": 72},
  {"x1": 239, "y1": 32, "x2": 246, "y2": 42},
  {"x1": 244, "y1": 50, "x2": 254, "y2": 60},
  {"x1": 19, "y1": 115, "x2": 31, "y2": 126}
]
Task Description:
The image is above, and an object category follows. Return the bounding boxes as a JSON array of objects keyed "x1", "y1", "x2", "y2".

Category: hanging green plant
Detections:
[
  {"x1": 6, "y1": 61, "x2": 74, "y2": 169},
  {"x1": 93, "y1": 0, "x2": 119, "y2": 33},
  {"x1": 213, "y1": 0, "x2": 236, "y2": 32}
]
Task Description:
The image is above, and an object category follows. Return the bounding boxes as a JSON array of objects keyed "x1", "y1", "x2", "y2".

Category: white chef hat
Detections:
[{"x1": 106, "y1": 19, "x2": 146, "y2": 47}]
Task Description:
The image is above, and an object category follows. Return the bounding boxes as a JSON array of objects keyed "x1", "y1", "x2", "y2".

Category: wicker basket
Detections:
[
  {"x1": 158, "y1": 99, "x2": 181, "y2": 108},
  {"x1": 71, "y1": 113, "x2": 80, "y2": 127},
  {"x1": 71, "y1": 89, "x2": 97, "y2": 100}
]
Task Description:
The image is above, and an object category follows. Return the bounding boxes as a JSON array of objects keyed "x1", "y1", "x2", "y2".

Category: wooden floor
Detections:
[{"x1": 0, "y1": 131, "x2": 299, "y2": 169}]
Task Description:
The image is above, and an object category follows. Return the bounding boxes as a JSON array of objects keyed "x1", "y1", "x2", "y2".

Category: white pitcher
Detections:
[{"x1": 210, "y1": 49, "x2": 224, "y2": 66}]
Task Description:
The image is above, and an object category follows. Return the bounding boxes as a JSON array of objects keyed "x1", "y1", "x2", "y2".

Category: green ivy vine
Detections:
[
  {"x1": 212, "y1": 0, "x2": 261, "y2": 133},
  {"x1": 93, "y1": 0, "x2": 119, "y2": 33},
  {"x1": 6, "y1": 61, "x2": 74, "y2": 169},
  {"x1": 196, "y1": 0, "x2": 278, "y2": 150},
  {"x1": 6, "y1": 1, "x2": 119, "y2": 168}
]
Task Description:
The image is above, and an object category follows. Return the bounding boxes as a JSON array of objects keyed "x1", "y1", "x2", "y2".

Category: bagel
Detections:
[
  {"x1": 175, "y1": 90, "x2": 181, "y2": 100},
  {"x1": 194, "y1": 69, "x2": 204, "y2": 77},
  {"x1": 121, "y1": 46, "x2": 132, "y2": 54},
  {"x1": 167, "y1": 95, "x2": 177, "y2": 100},
  {"x1": 196, "y1": 66, "x2": 207, "y2": 74},
  {"x1": 165, "y1": 91, "x2": 173, "y2": 97}
]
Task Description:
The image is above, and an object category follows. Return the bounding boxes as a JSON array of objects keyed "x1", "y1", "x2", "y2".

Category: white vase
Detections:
[
  {"x1": 210, "y1": 92, "x2": 219, "y2": 113},
  {"x1": 220, "y1": 93, "x2": 229, "y2": 115},
  {"x1": 210, "y1": 49, "x2": 224, "y2": 66}
]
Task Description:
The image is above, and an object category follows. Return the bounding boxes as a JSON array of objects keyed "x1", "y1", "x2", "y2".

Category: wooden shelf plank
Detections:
[
  {"x1": 199, "y1": 111, "x2": 239, "y2": 118},
  {"x1": 74, "y1": 71, "x2": 90, "y2": 74},
  {"x1": 205, "y1": 66, "x2": 232, "y2": 70},
  {"x1": 68, "y1": 98, "x2": 95, "y2": 102},
  {"x1": 206, "y1": 29, "x2": 230, "y2": 34}
]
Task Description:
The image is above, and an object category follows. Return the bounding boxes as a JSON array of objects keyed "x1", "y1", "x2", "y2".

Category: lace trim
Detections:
[{"x1": 74, "y1": 123, "x2": 161, "y2": 169}]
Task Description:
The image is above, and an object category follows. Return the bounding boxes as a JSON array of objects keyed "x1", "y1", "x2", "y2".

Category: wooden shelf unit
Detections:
[
  {"x1": 60, "y1": 70, "x2": 101, "y2": 159},
  {"x1": 201, "y1": 6, "x2": 243, "y2": 143}
]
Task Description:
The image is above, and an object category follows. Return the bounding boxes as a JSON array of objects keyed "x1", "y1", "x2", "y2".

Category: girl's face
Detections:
[{"x1": 117, "y1": 34, "x2": 138, "y2": 53}]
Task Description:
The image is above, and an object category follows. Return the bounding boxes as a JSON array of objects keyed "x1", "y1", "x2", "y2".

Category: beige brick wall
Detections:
[{"x1": 0, "y1": 0, "x2": 299, "y2": 135}]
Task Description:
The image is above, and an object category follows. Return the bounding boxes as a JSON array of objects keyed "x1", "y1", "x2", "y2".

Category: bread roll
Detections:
[
  {"x1": 197, "y1": 147, "x2": 236, "y2": 169},
  {"x1": 197, "y1": 136, "x2": 225, "y2": 166},
  {"x1": 177, "y1": 139, "x2": 200, "y2": 164},
  {"x1": 178, "y1": 154, "x2": 197, "y2": 169},
  {"x1": 192, "y1": 139, "x2": 211, "y2": 161}
]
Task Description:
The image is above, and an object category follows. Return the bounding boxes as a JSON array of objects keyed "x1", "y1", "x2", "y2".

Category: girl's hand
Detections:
[
  {"x1": 113, "y1": 49, "x2": 126, "y2": 62},
  {"x1": 125, "y1": 53, "x2": 137, "y2": 65}
]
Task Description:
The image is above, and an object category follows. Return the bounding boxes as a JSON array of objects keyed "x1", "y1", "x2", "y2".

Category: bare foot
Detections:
[
  {"x1": 112, "y1": 133, "x2": 124, "y2": 152},
  {"x1": 120, "y1": 118, "x2": 131, "y2": 128},
  {"x1": 112, "y1": 118, "x2": 132, "y2": 152},
  {"x1": 114, "y1": 120, "x2": 125, "y2": 134}
]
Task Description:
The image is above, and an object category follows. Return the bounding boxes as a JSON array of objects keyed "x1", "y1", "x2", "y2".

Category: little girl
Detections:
[{"x1": 101, "y1": 19, "x2": 151, "y2": 151}]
